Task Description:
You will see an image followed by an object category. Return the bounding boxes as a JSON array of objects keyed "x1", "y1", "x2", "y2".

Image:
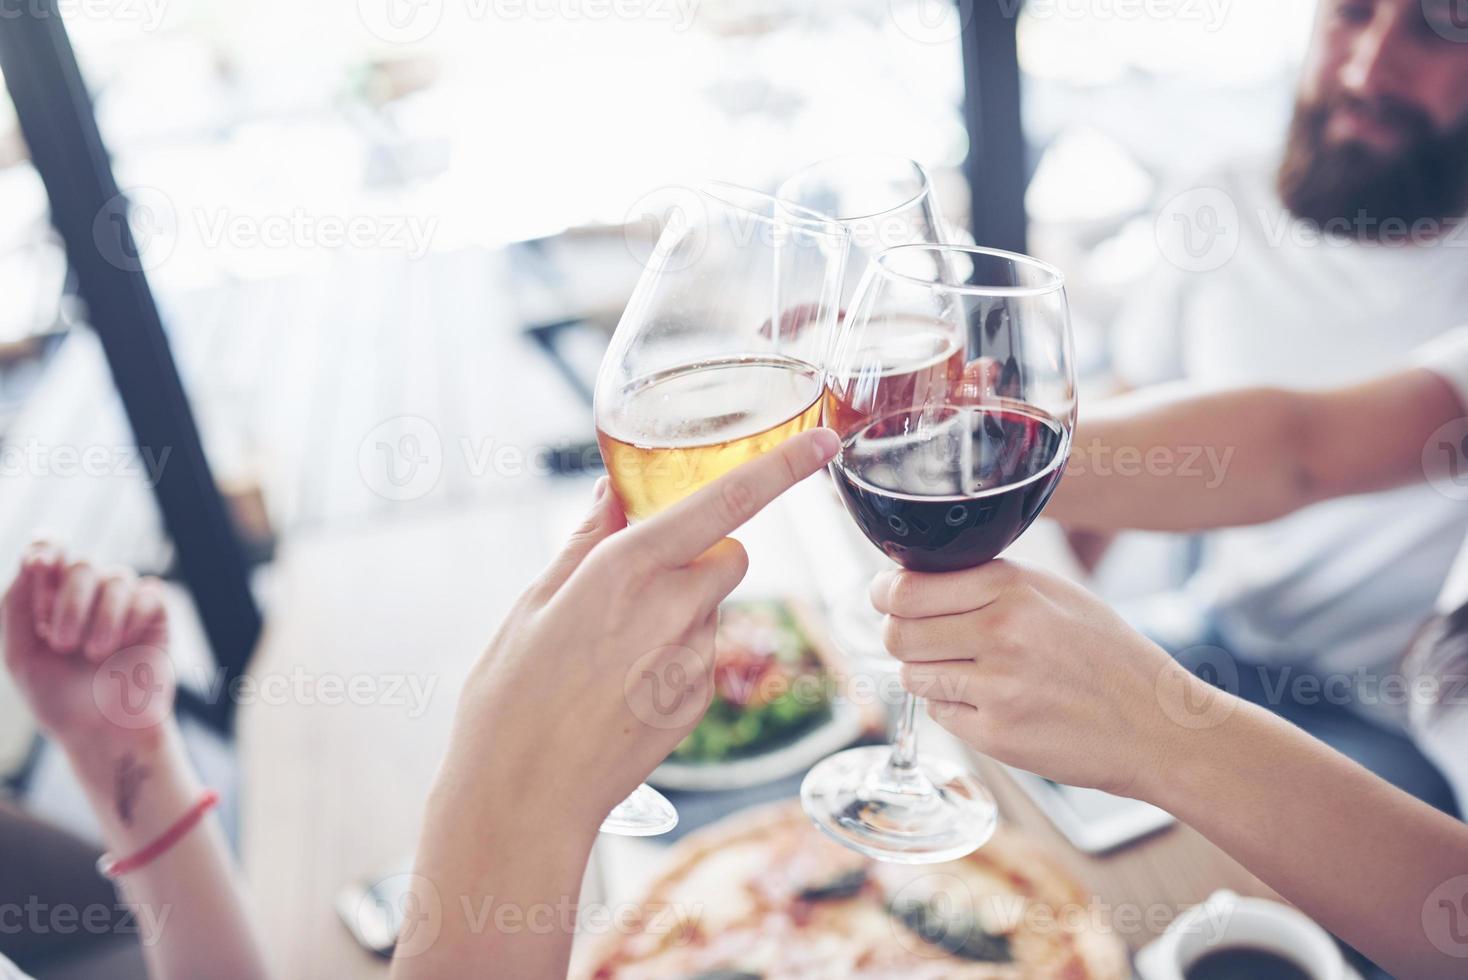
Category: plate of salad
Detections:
[{"x1": 649, "y1": 599, "x2": 868, "y2": 792}]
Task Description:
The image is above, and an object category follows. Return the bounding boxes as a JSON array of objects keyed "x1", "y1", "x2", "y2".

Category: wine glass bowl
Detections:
[
  {"x1": 592, "y1": 183, "x2": 849, "y2": 835},
  {"x1": 801, "y1": 243, "x2": 1074, "y2": 863},
  {"x1": 596, "y1": 183, "x2": 849, "y2": 523},
  {"x1": 778, "y1": 155, "x2": 952, "y2": 666},
  {"x1": 777, "y1": 154, "x2": 947, "y2": 294},
  {"x1": 825, "y1": 244, "x2": 1076, "y2": 572}
]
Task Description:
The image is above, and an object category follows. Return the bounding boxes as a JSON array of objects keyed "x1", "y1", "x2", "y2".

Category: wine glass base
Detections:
[
  {"x1": 600, "y1": 783, "x2": 678, "y2": 837},
  {"x1": 800, "y1": 745, "x2": 997, "y2": 864}
]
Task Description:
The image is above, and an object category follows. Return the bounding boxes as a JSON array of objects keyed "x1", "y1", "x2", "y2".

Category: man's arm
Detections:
[{"x1": 1048, "y1": 366, "x2": 1464, "y2": 531}]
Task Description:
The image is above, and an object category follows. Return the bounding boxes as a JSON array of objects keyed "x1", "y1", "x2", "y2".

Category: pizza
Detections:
[{"x1": 580, "y1": 802, "x2": 1128, "y2": 980}]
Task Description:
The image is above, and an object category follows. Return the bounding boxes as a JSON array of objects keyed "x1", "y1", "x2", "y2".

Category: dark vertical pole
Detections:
[
  {"x1": 0, "y1": 8, "x2": 260, "y2": 731},
  {"x1": 960, "y1": 0, "x2": 1028, "y2": 253}
]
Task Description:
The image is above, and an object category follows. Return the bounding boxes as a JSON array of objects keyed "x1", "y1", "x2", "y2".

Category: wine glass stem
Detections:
[{"x1": 887, "y1": 692, "x2": 921, "y2": 773}]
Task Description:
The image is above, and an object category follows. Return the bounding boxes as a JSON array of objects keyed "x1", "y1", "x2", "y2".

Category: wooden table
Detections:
[{"x1": 239, "y1": 484, "x2": 1275, "y2": 977}]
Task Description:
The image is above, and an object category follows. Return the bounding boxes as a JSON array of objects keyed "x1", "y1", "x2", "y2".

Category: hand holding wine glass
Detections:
[
  {"x1": 403, "y1": 429, "x2": 839, "y2": 980},
  {"x1": 592, "y1": 182, "x2": 849, "y2": 833},
  {"x1": 802, "y1": 244, "x2": 1075, "y2": 863},
  {"x1": 873, "y1": 558, "x2": 1184, "y2": 799}
]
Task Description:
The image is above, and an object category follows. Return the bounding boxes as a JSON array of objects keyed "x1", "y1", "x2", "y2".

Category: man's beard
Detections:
[{"x1": 1277, "y1": 93, "x2": 1468, "y2": 241}]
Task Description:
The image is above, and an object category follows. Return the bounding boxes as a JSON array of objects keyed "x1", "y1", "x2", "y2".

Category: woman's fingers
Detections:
[
  {"x1": 870, "y1": 560, "x2": 1017, "y2": 619},
  {"x1": 22, "y1": 541, "x2": 65, "y2": 643},
  {"x1": 630, "y1": 428, "x2": 839, "y2": 568},
  {"x1": 900, "y1": 661, "x2": 980, "y2": 706},
  {"x1": 882, "y1": 610, "x2": 984, "y2": 664},
  {"x1": 84, "y1": 570, "x2": 138, "y2": 662},
  {"x1": 924, "y1": 697, "x2": 983, "y2": 744},
  {"x1": 531, "y1": 477, "x2": 627, "y2": 600},
  {"x1": 679, "y1": 538, "x2": 750, "y2": 621},
  {"x1": 50, "y1": 563, "x2": 101, "y2": 655},
  {"x1": 121, "y1": 579, "x2": 169, "y2": 651}
]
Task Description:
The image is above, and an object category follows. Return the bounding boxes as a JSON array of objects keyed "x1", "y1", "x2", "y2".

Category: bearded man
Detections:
[{"x1": 1090, "y1": 0, "x2": 1468, "y2": 809}]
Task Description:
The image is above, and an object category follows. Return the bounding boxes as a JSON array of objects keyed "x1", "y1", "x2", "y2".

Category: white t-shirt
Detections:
[
  {"x1": 1404, "y1": 328, "x2": 1468, "y2": 811},
  {"x1": 0, "y1": 954, "x2": 30, "y2": 980},
  {"x1": 1116, "y1": 157, "x2": 1468, "y2": 724}
]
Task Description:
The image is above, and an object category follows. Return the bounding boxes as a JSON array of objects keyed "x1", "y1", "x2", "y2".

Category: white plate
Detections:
[{"x1": 649, "y1": 698, "x2": 866, "y2": 792}]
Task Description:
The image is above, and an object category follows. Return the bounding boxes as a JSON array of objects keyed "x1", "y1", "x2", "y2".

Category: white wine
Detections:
[{"x1": 596, "y1": 355, "x2": 822, "y2": 521}]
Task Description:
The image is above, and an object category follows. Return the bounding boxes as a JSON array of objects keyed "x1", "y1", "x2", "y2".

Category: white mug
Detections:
[{"x1": 1136, "y1": 890, "x2": 1347, "y2": 980}]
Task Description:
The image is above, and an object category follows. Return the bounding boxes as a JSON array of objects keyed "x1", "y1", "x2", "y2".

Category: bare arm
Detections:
[
  {"x1": 1048, "y1": 367, "x2": 1463, "y2": 531},
  {"x1": 2, "y1": 546, "x2": 269, "y2": 980},
  {"x1": 392, "y1": 430, "x2": 840, "y2": 979},
  {"x1": 1156, "y1": 699, "x2": 1468, "y2": 979},
  {"x1": 879, "y1": 561, "x2": 1468, "y2": 979},
  {"x1": 65, "y1": 724, "x2": 270, "y2": 980}
]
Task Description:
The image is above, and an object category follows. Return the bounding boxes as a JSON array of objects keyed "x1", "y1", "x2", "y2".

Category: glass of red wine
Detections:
[{"x1": 800, "y1": 243, "x2": 1075, "y2": 863}]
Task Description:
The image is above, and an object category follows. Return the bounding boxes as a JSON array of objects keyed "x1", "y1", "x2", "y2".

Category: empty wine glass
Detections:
[{"x1": 777, "y1": 155, "x2": 951, "y2": 668}]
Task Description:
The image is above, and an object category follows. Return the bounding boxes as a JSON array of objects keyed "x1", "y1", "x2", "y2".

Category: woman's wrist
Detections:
[
  {"x1": 1125, "y1": 663, "x2": 1230, "y2": 812},
  {"x1": 1137, "y1": 685, "x2": 1275, "y2": 822},
  {"x1": 62, "y1": 720, "x2": 204, "y2": 854},
  {"x1": 430, "y1": 743, "x2": 606, "y2": 850}
]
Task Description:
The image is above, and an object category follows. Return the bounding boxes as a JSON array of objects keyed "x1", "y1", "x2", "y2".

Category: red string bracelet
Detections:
[{"x1": 96, "y1": 789, "x2": 220, "y2": 879}]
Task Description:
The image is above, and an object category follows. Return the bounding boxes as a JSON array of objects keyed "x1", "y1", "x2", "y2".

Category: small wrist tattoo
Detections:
[{"x1": 115, "y1": 753, "x2": 153, "y2": 827}]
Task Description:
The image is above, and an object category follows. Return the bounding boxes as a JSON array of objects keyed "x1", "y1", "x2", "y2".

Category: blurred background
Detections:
[
  {"x1": 0, "y1": 0, "x2": 1315, "y2": 747},
  {"x1": 0, "y1": 0, "x2": 1324, "y2": 974}
]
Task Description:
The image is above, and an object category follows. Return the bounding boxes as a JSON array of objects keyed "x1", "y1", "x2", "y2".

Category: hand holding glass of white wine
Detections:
[{"x1": 591, "y1": 183, "x2": 849, "y2": 835}]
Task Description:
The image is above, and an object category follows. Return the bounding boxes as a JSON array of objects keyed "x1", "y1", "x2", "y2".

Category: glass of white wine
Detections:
[{"x1": 592, "y1": 182, "x2": 849, "y2": 835}]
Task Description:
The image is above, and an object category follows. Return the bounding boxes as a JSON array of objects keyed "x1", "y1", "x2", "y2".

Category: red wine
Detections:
[{"x1": 831, "y1": 402, "x2": 1066, "y2": 572}]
